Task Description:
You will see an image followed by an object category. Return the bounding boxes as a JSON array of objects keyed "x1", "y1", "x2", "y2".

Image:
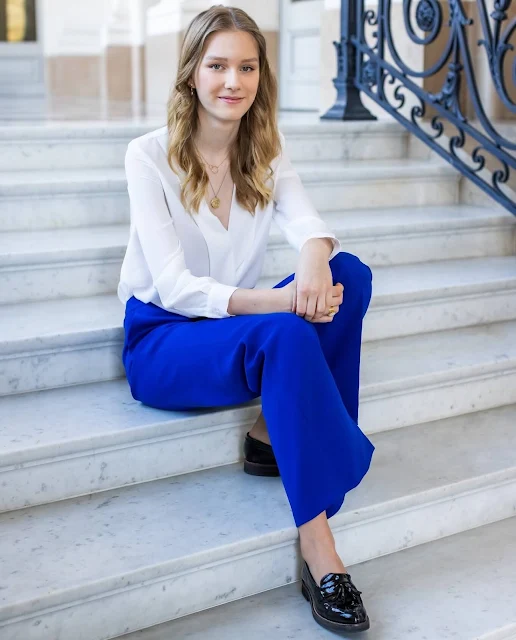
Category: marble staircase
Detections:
[{"x1": 0, "y1": 116, "x2": 515, "y2": 640}]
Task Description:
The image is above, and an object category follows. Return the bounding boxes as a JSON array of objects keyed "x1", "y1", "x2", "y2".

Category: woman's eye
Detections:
[{"x1": 208, "y1": 64, "x2": 255, "y2": 72}]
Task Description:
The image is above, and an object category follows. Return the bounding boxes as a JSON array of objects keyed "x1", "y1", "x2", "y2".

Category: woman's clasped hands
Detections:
[{"x1": 283, "y1": 243, "x2": 344, "y2": 323}]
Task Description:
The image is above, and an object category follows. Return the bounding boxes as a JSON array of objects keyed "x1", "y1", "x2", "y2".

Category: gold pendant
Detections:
[{"x1": 210, "y1": 197, "x2": 221, "y2": 209}]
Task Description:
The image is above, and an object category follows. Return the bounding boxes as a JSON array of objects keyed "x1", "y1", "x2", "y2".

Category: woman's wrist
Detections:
[
  {"x1": 275, "y1": 286, "x2": 293, "y2": 313},
  {"x1": 301, "y1": 237, "x2": 334, "y2": 259}
]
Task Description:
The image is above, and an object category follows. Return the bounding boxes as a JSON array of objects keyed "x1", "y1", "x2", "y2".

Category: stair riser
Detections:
[
  {"x1": 0, "y1": 344, "x2": 124, "y2": 397},
  {"x1": 0, "y1": 260, "x2": 123, "y2": 305},
  {"x1": 308, "y1": 176, "x2": 458, "y2": 212},
  {"x1": 0, "y1": 260, "x2": 122, "y2": 304},
  {"x1": 0, "y1": 140, "x2": 130, "y2": 173},
  {"x1": 2, "y1": 368, "x2": 515, "y2": 511},
  {"x1": 4, "y1": 227, "x2": 515, "y2": 304},
  {"x1": 1, "y1": 477, "x2": 514, "y2": 640},
  {"x1": 0, "y1": 176, "x2": 458, "y2": 232},
  {"x1": 364, "y1": 288, "x2": 516, "y2": 341},
  {"x1": 0, "y1": 193, "x2": 130, "y2": 232},
  {"x1": 0, "y1": 131, "x2": 407, "y2": 173},
  {"x1": 360, "y1": 370, "x2": 516, "y2": 434},
  {"x1": 281, "y1": 131, "x2": 407, "y2": 162},
  {"x1": 262, "y1": 225, "x2": 515, "y2": 278}
]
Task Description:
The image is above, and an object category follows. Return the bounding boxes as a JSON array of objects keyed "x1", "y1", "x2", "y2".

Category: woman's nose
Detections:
[{"x1": 224, "y1": 70, "x2": 240, "y2": 89}]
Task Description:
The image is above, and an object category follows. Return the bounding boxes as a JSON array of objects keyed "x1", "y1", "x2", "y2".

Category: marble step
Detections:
[
  {"x1": 286, "y1": 256, "x2": 516, "y2": 342},
  {"x1": 0, "y1": 168, "x2": 129, "y2": 232},
  {"x1": 0, "y1": 159, "x2": 458, "y2": 231},
  {"x1": 124, "y1": 516, "x2": 516, "y2": 640},
  {"x1": 1, "y1": 321, "x2": 516, "y2": 509},
  {"x1": 2, "y1": 258, "x2": 516, "y2": 397},
  {"x1": 0, "y1": 118, "x2": 407, "y2": 172},
  {"x1": 0, "y1": 407, "x2": 515, "y2": 640},
  {"x1": 0, "y1": 121, "x2": 161, "y2": 172},
  {"x1": 1, "y1": 266, "x2": 516, "y2": 396},
  {"x1": 1, "y1": 206, "x2": 515, "y2": 304}
]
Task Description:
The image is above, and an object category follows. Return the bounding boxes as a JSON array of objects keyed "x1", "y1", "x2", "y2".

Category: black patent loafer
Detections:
[
  {"x1": 301, "y1": 561, "x2": 370, "y2": 633},
  {"x1": 243, "y1": 432, "x2": 280, "y2": 477}
]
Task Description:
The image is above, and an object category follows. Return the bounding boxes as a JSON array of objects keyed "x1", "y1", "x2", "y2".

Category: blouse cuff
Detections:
[{"x1": 207, "y1": 283, "x2": 239, "y2": 318}]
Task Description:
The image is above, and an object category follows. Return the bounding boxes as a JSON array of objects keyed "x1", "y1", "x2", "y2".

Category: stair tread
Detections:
[
  {"x1": 1, "y1": 316, "x2": 516, "y2": 463},
  {"x1": 0, "y1": 205, "x2": 513, "y2": 263},
  {"x1": 1, "y1": 257, "x2": 515, "y2": 347},
  {"x1": 0, "y1": 120, "x2": 164, "y2": 140},
  {"x1": 0, "y1": 166, "x2": 125, "y2": 187},
  {"x1": 0, "y1": 404, "x2": 515, "y2": 618},
  {"x1": 127, "y1": 516, "x2": 516, "y2": 640},
  {"x1": 0, "y1": 116, "x2": 403, "y2": 140}
]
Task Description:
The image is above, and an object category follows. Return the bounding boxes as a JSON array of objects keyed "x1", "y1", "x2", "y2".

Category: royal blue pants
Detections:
[{"x1": 122, "y1": 251, "x2": 375, "y2": 527}]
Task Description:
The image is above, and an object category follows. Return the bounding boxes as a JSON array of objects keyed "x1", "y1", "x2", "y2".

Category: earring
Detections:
[{"x1": 190, "y1": 86, "x2": 195, "y2": 96}]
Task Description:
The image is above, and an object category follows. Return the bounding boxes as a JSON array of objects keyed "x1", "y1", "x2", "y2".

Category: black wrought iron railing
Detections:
[{"x1": 322, "y1": 0, "x2": 516, "y2": 216}]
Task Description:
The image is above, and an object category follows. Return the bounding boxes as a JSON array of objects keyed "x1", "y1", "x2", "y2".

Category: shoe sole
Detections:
[
  {"x1": 301, "y1": 581, "x2": 371, "y2": 633},
  {"x1": 243, "y1": 459, "x2": 280, "y2": 477}
]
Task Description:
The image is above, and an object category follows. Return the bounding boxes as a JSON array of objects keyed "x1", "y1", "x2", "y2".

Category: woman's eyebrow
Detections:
[{"x1": 205, "y1": 55, "x2": 259, "y2": 63}]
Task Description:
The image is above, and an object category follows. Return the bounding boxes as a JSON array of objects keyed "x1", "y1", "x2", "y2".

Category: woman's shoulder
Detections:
[{"x1": 127, "y1": 125, "x2": 169, "y2": 162}]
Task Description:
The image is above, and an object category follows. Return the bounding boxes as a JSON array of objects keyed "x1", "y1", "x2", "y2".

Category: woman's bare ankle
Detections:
[
  {"x1": 301, "y1": 543, "x2": 347, "y2": 585},
  {"x1": 299, "y1": 513, "x2": 348, "y2": 585},
  {"x1": 248, "y1": 410, "x2": 271, "y2": 445}
]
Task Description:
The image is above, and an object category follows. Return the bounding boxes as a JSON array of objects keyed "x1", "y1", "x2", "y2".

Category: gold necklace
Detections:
[
  {"x1": 195, "y1": 145, "x2": 229, "y2": 174},
  {"x1": 206, "y1": 164, "x2": 230, "y2": 209}
]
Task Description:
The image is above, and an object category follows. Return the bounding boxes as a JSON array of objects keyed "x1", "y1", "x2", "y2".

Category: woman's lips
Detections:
[{"x1": 219, "y1": 97, "x2": 243, "y2": 104}]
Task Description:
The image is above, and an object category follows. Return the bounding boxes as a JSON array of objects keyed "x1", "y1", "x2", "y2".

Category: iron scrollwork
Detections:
[{"x1": 322, "y1": 0, "x2": 516, "y2": 215}]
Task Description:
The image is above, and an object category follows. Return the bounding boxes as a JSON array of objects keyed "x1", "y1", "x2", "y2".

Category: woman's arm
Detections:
[
  {"x1": 272, "y1": 133, "x2": 342, "y2": 260},
  {"x1": 227, "y1": 286, "x2": 292, "y2": 316},
  {"x1": 271, "y1": 134, "x2": 342, "y2": 320}
]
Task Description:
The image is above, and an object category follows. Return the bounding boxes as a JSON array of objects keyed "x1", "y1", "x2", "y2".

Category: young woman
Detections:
[{"x1": 118, "y1": 5, "x2": 375, "y2": 634}]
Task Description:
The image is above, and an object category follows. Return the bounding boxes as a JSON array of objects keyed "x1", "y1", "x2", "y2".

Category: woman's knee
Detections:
[
  {"x1": 264, "y1": 312, "x2": 318, "y2": 347},
  {"x1": 330, "y1": 252, "x2": 372, "y2": 292}
]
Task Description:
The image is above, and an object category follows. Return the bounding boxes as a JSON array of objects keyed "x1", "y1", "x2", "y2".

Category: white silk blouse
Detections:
[{"x1": 117, "y1": 125, "x2": 341, "y2": 319}]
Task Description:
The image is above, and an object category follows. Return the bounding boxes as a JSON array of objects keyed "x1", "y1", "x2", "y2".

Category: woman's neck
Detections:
[{"x1": 193, "y1": 108, "x2": 240, "y2": 160}]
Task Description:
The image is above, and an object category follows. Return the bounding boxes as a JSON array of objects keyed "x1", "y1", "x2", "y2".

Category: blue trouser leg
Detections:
[
  {"x1": 122, "y1": 252, "x2": 375, "y2": 527},
  {"x1": 273, "y1": 251, "x2": 373, "y2": 424}
]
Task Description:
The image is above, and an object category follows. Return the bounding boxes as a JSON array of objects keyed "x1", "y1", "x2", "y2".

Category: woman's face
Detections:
[{"x1": 193, "y1": 30, "x2": 260, "y2": 124}]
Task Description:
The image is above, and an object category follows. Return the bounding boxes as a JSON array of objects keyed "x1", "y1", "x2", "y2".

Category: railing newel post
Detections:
[{"x1": 321, "y1": 0, "x2": 377, "y2": 120}]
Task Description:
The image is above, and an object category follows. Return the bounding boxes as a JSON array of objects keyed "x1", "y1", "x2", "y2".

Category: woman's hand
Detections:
[
  {"x1": 283, "y1": 280, "x2": 343, "y2": 322},
  {"x1": 293, "y1": 238, "x2": 342, "y2": 322}
]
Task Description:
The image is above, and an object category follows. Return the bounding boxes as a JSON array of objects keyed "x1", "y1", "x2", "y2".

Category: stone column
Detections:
[
  {"x1": 101, "y1": 0, "x2": 160, "y2": 118},
  {"x1": 145, "y1": 0, "x2": 183, "y2": 119},
  {"x1": 42, "y1": 0, "x2": 106, "y2": 118},
  {"x1": 320, "y1": 0, "x2": 427, "y2": 118}
]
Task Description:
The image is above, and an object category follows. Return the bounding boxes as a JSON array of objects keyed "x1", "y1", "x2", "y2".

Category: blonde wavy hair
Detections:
[{"x1": 166, "y1": 5, "x2": 281, "y2": 216}]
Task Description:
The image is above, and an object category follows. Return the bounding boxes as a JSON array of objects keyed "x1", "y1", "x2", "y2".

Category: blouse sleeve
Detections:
[
  {"x1": 272, "y1": 132, "x2": 341, "y2": 260},
  {"x1": 125, "y1": 142, "x2": 238, "y2": 318}
]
